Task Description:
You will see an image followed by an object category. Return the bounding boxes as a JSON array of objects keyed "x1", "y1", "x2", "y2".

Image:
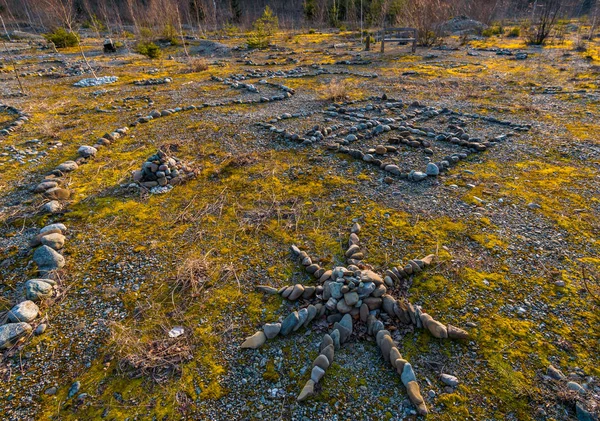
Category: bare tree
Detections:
[{"x1": 528, "y1": 0, "x2": 563, "y2": 45}]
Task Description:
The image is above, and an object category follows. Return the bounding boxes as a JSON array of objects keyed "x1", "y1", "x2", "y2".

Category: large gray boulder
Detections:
[{"x1": 439, "y1": 16, "x2": 488, "y2": 36}]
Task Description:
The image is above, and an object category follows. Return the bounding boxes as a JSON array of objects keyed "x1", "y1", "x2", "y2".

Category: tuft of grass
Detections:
[
  {"x1": 175, "y1": 254, "x2": 209, "y2": 297},
  {"x1": 320, "y1": 78, "x2": 349, "y2": 102},
  {"x1": 187, "y1": 57, "x2": 209, "y2": 73}
]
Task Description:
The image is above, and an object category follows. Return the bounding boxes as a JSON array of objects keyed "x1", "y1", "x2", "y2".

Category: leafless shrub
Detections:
[
  {"x1": 398, "y1": 0, "x2": 452, "y2": 47},
  {"x1": 320, "y1": 78, "x2": 349, "y2": 101},
  {"x1": 526, "y1": 0, "x2": 562, "y2": 45}
]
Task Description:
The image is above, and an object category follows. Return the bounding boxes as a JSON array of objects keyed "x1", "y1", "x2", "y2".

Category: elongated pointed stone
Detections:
[
  {"x1": 241, "y1": 331, "x2": 266, "y2": 349},
  {"x1": 305, "y1": 305, "x2": 317, "y2": 327},
  {"x1": 280, "y1": 311, "x2": 299, "y2": 336},
  {"x1": 401, "y1": 363, "x2": 416, "y2": 386},
  {"x1": 320, "y1": 344, "x2": 334, "y2": 363},
  {"x1": 257, "y1": 285, "x2": 279, "y2": 294},
  {"x1": 380, "y1": 335, "x2": 395, "y2": 363},
  {"x1": 297, "y1": 379, "x2": 315, "y2": 401},
  {"x1": 406, "y1": 381, "x2": 428, "y2": 415},
  {"x1": 294, "y1": 308, "x2": 308, "y2": 331},
  {"x1": 320, "y1": 334, "x2": 333, "y2": 351},
  {"x1": 447, "y1": 324, "x2": 469, "y2": 339},
  {"x1": 389, "y1": 347, "x2": 402, "y2": 368}
]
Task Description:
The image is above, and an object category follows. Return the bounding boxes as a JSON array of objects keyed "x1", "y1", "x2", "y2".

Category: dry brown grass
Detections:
[
  {"x1": 320, "y1": 78, "x2": 350, "y2": 102},
  {"x1": 111, "y1": 322, "x2": 193, "y2": 383},
  {"x1": 175, "y1": 254, "x2": 209, "y2": 297},
  {"x1": 187, "y1": 57, "x2": 209, "y2": 73}
]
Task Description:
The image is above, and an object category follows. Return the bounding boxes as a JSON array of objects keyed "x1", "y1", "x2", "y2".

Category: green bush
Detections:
[
  {"x1": 247, "y1": 6, "x2": 278, "y2": 49},
  {"x1": 136, "y1": 41, "x2": 161, "y2": 59},
  {"x1": 44, "y1": 27, "x2": 79, "y2": 48},
  {"x1": 161, "y1": 23, "x2": 180, "y2": 45},
  {"x1": 482, "y1": 25, "x2": 504, "y2": 37},
  {"x1": 506, "y1": 27, "x2": 520, "y2": 38}
]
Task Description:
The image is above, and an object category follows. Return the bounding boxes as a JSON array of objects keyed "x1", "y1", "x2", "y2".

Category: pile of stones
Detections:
[
  {"x1": 244, "y1": 224, "x2": 469, "y2": 414},
  {"x1": 0, "y1": 104, "x2": 29, "y2": 136},
  {"x1": 73, "y1": 76, "x2": 118, "y2": 87},
  {"x1": 0, "y1": 223, "x2": 67, "y2": 350},
  {"x1": 133, "y1": 77, "x2": 172, "y2": 86},
  {"x1": 259, "y1": 95, "x2": 530, "y2": 182},
  {"x1": 133, "y1": 150, "x2": 196, "y2": 192}
]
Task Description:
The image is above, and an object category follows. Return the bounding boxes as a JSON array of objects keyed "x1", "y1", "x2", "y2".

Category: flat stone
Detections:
[
  {"x1": 380, "y1": 335, "x2": 395, "y2": 363},
  {"x1": 441, "y1": 373, "x2": 459, "y2": 387},
  {"x1": 333, "y1": 322, "x2": 351, "y2": 344},
  {"x1": 34, "y1": 323, "x2": 47, "y2": 335},
  {"x1": 363, "y1": 297, "x2": 382, "y2": 310},
  {"x1": 311, "y1": 366, "x2": 325, "y2": 383},
  {"x1": 40, "y1": 233, "x2": 65, "y2": 250},
  {"x1": 313, "y1": 354, "x2": 330, "y2": 370},
  {"x1": 376, "y1": 330, "x2": 391, "y2": 348},
  {"x1": 263, "y1": 323, "x2": 281, "y2": 339},
  {"x1": 56, "y1": 161, "x2": 78, "y2": 172},
  {"x1": 395, "y1": 358, "x2": 408, "y2": 374},
  {"x1": 7, "y1": 300, "x2": 39, "y2": 323},
  {"x1": 426, "y1": 162, "x2": 439, "y2": 176},
  {"x1": 426, "y1": 318, "x2": 448, "y2": 339},
  {"x1": 329, "y1": 329, "x2": 341, "y2": 349},
  {"x1": 40, "y1": 223, "x2": 66, "y2": 235},
  {"x1": 42, "y1": 201, "x2": 62, "y2": 214},
  {"x1": 382, "y1": 294, "x2": 395, "y2": 316},
  {"x1": 447, "y1": 324, "x2": 469, "y2": 339},
  {"x1": 344, "y1": 291, "x2": 359, "y2": 306},
  {"x1": 288, "y1": 284, "x2": 305, "y2": 300},
  {"x1": 280, "y1": 311, "x2": 299, "y2": 336},
  {"x1": 547, "y1": 365, "x2": 565, "y2": 380},
  {"x1": 336, "y1": 298, "x2": 353, "y2": 314},
  {"x1": 0, "y1": 322, "x2": 32, "y2": 349},
  {"x1": 361, "y1": 270, "x2": 383, "y2": 285},
  {"x1": 297, "y1": 379, "x2": 315, "y2": 401},
  {"x1": 320, "y1": 344, "x2": 334, "y2": 364},
  {"x1": 320, "y1": 334, "x2": 333, "y2": 351},
  {"x1": 294, "y1": 308, "x2": 308, "y2": 331},
  {"x1": 329, "y1": 282, "x2": 343, "y2": 299},
  {"x1": 77, "y1": 145, "x2": 97, "y2": 158},
  {"x1": 360, "y1": 303, "x2": 369, "y2": 322},
  {"x1": 401, "y1": 363, "x2": 417, "y2": 386},
  {"x1": 372, "y1": 285, "x2": 386, "y2": 298},
  {"x1": 241, "y1": 331, "x2": 266, "y2": 349},
  {"x1": 305, "y1": 304, "x2": 317, "y2": 327},
  {"x1": 567, "y1": 381, "x2": 586, "y2": 394},
  {"x1": 389, "y1": 347, "x2": 402, "y2": 368},
  {"x1": 44, "y1": 187, "x2": 70, "y2": 200},
  {"x1": 406, "y1": 381, "x2": 428, "y2": 415}
]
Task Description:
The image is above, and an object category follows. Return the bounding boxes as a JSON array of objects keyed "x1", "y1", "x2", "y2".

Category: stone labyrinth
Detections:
[
  {"x1": 244, "y1": 224, "x2": 469, "y2": 415},
  {"x1": 2, "y1": 59, "x2": 533, "y2": 417},
  {"x1": 259, "y1": 95, "x2": 530, "y2": 182}
]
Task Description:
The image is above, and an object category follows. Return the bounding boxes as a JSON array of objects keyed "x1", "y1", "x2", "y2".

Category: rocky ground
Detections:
[{"x1": 0, "y1": 28, "x2": 599, "y2": 420}]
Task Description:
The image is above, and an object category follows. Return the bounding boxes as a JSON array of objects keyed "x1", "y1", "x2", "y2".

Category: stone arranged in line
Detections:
[
  {"x1": 133, "y1": 77, "x2": 172, "y2": 86},
  {"x1": 246, "y1": 225, "x2": 469, "y2": 414},
  {"x1": 0, "y1": 223, "x2": 67, "y2": 349},
  {"x1": 0, "y1": 104, "x2": 29, "y2": 136}
]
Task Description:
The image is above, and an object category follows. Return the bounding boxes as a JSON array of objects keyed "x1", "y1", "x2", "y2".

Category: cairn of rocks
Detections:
[
  {"x1": 259, "y1": 95, "x2": 530, "y2": 182},
  {"x1": 0, "y1": 223, "x2": 67, "y2": 350},
  {"x1": 0, "y1": 104, "x2": 29, "y2": 136},
  {"x1": 133, "y1": 150, "x2": 196, "y2": 192},
  {"x1": 133, "y1": 77, "x2": 172, "y2": 86},
  {"x1": 244, "y1": 224, "x2": 469, "y2": 414}
]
